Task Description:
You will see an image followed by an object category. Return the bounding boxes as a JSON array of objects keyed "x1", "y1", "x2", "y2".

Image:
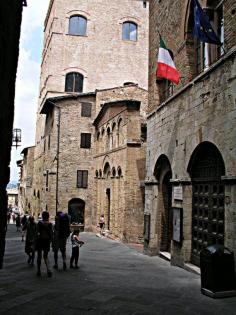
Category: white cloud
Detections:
[
  {"x1": 10, "y1": 0, "x2": 50, "y2": 182},
  {"x1": 21, "y1": 1, "x2": 50, "y2": 42}
]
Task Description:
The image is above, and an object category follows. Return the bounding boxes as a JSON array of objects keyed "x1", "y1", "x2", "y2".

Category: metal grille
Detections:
[{"x1": 191, "y1": 181, "x2": 224, "y2": 266}]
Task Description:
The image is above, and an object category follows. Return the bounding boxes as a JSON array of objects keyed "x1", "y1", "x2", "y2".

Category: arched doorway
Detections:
[
  {"x1": 188, "y1": 142, "x2": 225, "y2": 266},
  {"x1": 103, "y1": 162, "x2": 111, "y2": 230},
  {"x1": 161, "y1": 170, "x2": 172, "y2": 252},
  {"x1": 154, "y1": 155, "x2": 173, "y2": 253},
  {"x1": 68, "y1": 198, "x2": 85, "y2": 225}
]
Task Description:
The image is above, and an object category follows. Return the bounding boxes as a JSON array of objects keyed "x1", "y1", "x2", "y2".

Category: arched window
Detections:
[
  {"x1": 122, "y1": 22, "x2": 137, "y2": 41},
  {"x1": 103, "y1": 162, "x2": 111, "y2": 178},
  {"x1": 107, "y1": 127, "x2": 112, "y2": 150},
  {"x1": 112, "y1": 167, "x2": 116, "y2": 177},
  {"x1": 117, "y1": 166, "x2": 122, "y2": 178},
  {"x1": 65, "y1": 72, "x2": 83, "y2": 92},
  {"x1": 112, "y1": 122, "x2": 116, "y2": 148},
  {"x1": 69, "y1": 15, "x2": 87, "y2": 36},
  {"x1": 117, "y1": 118, "x2": 123, "y2": 146}
]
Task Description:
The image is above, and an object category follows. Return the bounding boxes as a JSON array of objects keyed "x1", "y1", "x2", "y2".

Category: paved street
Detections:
[{"x1": 1, "y1": 224, "x2": 236, "y2": 315}]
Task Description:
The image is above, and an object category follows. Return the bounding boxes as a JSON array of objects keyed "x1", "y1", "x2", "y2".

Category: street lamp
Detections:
[{"x1": 12, "y1": 128, "x2": 21, "y2": 148}]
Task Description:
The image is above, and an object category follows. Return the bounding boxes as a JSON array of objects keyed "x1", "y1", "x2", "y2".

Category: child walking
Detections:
[{"x1": 70, "y1": 230, "x2": 84, "y2": 269}]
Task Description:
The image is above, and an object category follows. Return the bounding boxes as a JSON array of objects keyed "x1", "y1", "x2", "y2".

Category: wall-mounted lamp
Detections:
[{"x1": 12, "y1": 128, "x2": 21, "y2": 148}]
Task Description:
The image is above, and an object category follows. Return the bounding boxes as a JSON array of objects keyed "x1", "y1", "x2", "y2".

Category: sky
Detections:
[{"x1": 10, "y1": 0, "x2": 50, "y2": 182}]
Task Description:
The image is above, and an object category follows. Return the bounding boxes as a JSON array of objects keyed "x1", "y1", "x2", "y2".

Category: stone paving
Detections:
[{"x1": 1, "y1": 224, "x2": 236, "y2": 314}]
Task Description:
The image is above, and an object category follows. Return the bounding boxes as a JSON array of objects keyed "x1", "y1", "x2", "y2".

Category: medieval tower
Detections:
[{"x1": 30, "y1": 0, "x2": 149, "y2": 238}]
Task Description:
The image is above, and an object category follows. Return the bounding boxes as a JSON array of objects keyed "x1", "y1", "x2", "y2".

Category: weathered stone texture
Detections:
[
  {"x1": 94, "y1": 88, "x2": 148, "y2": 242},
  {"x1": 18, "y1": 147, "x2": 35, "y2": 215},
  {"x1": 32, "y1": 0, "x2": 149, "y2": 230},
  {"x1": 146, "y1": 0, "x2": 236, "y2": 268},
  {"x1": 39, "y1": 0, "x2": 149, "y2": 108}
]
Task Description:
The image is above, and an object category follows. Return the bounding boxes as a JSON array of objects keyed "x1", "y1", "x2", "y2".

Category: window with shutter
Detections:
[
  {"x1": 77, "y1": 170, "x2": 88, "y2": 188},
  {"x1": 81, "y1": 103, "x2": 92, "y2": 117},
  {"x1": 194, "y1": 2, "x2": 224, "y2": 74},
  {"x1": 80, "y1": 133, "x2": 91, "y2": 148},
  {"x1": 65, "y1": 72, "x2": 83, "y2": 92},
  {"x1": 69, "y1": 16, "x2": 87, "y2": 36}
]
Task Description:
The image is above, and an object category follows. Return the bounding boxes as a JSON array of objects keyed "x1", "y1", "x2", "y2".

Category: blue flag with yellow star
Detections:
[{"x1": 192, "y1": 0, "x2": 221, "y2": 45}]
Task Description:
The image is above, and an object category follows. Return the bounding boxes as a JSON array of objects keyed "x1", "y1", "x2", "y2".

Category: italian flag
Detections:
[{"x1": 156, "y1": 37, "x2": 180, "y2": 85}]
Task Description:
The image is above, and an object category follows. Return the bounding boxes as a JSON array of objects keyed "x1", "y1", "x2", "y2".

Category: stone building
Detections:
[
  {"x1": 93, "y1": 85, "x2": 148, "y2": 242},
  {"x1": 37, "y1": 84, "x2": 147, "y2": 238},
  {"x1": 17, "y1": 146, "x2": 35, "y2": 215},
  {"x1": 30, "y1": 0, "x2": 149, "y2": 241},
  {"x1": 145, "y1": 0, "x2": 236, "y2": 268},
  {"x1": 34, "y1": 0, "x2": 149, "y2": 167},
  {"x1": 39, "y1": 93, "x2": 96, "y2": 227},
  {"x1": 7, "y1": 189, "x2": 18, "y2": 210}
]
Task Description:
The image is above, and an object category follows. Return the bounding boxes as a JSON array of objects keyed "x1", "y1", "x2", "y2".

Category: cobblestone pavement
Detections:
[{"x1": 1, "y1": 224, "x2": 236, "y2": 315}]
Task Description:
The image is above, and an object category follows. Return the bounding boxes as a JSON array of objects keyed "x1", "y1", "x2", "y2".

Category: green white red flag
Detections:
[{"x1": 156, "y1": 37, "x2": 180, "y2": 85}]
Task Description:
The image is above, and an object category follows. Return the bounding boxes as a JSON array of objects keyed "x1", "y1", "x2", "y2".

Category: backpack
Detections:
[
  {"x1": 58, "y1": 214, "x2": 70, "y2": 238},
  {"x1": 38, "y1": 221, "x2": 52, "y2": 240}
]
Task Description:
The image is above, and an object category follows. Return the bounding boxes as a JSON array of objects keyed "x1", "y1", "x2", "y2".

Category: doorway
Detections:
[
  {"x1": 161, "y1": 170, "x2": 172, "y2": 252},
  {"x1": 106, "y1": 188, "x2": 111, "y2": 230},
  {"x1": 68, "y1": 198, "x2": 85, "y2": 225},
  {"x1": 188, "y1": 142, "x2": 225, "y2": 266}
]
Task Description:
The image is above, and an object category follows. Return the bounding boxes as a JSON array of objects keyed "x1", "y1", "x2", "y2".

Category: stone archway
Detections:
[
  {"x1": 188, "y1": 141, "x2": 225, "y2": 266},
  {"x1": 154, "y1": 155, "x2": 173, "y2": 253},
  {"x1": 68, "y1": 198, "x2": 85, "y2": 225}
]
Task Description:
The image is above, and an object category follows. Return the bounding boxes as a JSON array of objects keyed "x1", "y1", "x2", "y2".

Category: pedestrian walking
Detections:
[
  {"x1": 70, "y1": 230, "x2": 84, "y2": 269},
  {"x1": 52, "y1": 212, "x2": 70, "y2": 270},
  {"x1": 35, "y1": 211, "x2": 53, "y2": 277},
  {"x1": 23, "y1": 216, "x2": 37, "y2": 266},
  {"x1": 99, "y1": 214, "x2": 105, "y2": 235},
  {"x1": 21, "y1": 214, "x2": 28, "y2": 242},
  {"x1": 15, "y1": 214, "x2": 21, "y2": 232},
  {"x1": 7, "y1": 212, "x2": 11, "y2": 224}
]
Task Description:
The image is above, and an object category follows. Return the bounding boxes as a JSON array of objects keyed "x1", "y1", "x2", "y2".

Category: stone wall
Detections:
[
  {"x1": 32, "y1": 0, "x2": 149, "y2": 224},
  {"x1": 94, "y1": 87, "x2": 148, "y2": 242},
  {"x1": 146, "y1": 0, "x2": 236, "y2": 267},
  {"x1": 39, "y1": 0, "x2": 149, "y2": 107}
]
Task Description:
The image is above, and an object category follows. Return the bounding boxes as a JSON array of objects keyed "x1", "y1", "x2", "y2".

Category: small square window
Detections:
[
  {"x1": 81, "y1": 103, "x2": 92, "y2": 117},
  {"x1": 81, "y1": 133, "x2": 91, "y2": 148}
]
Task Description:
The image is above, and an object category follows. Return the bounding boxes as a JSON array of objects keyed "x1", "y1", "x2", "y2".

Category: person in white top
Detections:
[
  {"x1": 99, "y1": 214, "x2": 105, "y2": 235},
  {"x1": 70, "y1": 230, "x2": 84, "y2": 269}
]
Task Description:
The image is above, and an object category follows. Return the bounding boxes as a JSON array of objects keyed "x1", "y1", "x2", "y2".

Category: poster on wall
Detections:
[{"x1": 172, "y1": 207, "x2": 183, "y2": 244}]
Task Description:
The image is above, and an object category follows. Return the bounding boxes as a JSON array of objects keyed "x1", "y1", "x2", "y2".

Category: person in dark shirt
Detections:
[
  {"x1": 23, "y1": 216, "x2": 37, "y2": 266},
  {"x1": 35, "y1": 211, "x2": 53, "y2": 277}
]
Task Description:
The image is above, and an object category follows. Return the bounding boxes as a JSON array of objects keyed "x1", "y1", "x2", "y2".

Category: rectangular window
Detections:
[
  {"x1": 45, "y1": 170, "x2": 49, "y2": 191},
  {"x1": 81, "y1": 133, "x2": 91, "y2": 148},
  {"x1": 77, "y1": 170, "x2": 88, "y2": 188},
  {"x1": 81, "y1": 103, "x2": 92, "y2": 117},
  {"x1": 48, "y1": 135, "x2": 50, "y2": 150}
]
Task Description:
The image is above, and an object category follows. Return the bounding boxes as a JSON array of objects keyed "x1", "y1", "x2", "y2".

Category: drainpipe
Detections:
[
  {"x1": 48, "y1": 101, "x2": 60, "y2": 215},
  {"x1": 55, "y1": 106, "x2": 61, "y2": 214}
]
